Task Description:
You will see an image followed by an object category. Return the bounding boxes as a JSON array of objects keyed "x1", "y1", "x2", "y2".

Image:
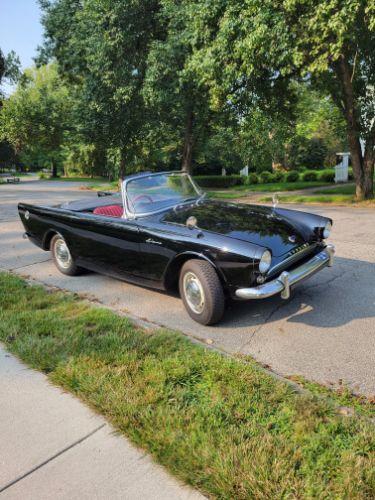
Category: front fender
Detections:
[{"x1": 163, "y1": 250, "x2": 228, "y2": 290}]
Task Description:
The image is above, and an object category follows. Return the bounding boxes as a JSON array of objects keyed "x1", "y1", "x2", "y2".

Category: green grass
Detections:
[
  {"x1": 261, "y1": 181, "x2": 375, "y2": 204},
  {"x1": 314, "y1": 184, "x2": 355, "y2": 195},
  {"x1": 260, "y1": 193, "x2": 375, "y2": 206},
  {"x1": 84, "y1": 180, "x2": 118, "y2": 191},
  {"x1": 314, "y1": 184, "x2": 358, "y2": 195},
  {"x1": 206, "y1": 181, "x2": 330, "y2": 199},
  {"x1": 260, "y1": 194, "x2": 356, "y2": 204},
  {"x1": 285, "y1": 375, "x2": 375, "y2": 419},
  {"x1": 0, "y1": 273, "x2": 374, "y2": 498},
  {"x1": 245, "y1": 181, "x2": 329, "y2": 192},
  {"x1": 38, "y1": 175, "x2": 109, "y2": 182},
  {"x1": 48, "y1": 175, "x2": 108, "y2": 182}
]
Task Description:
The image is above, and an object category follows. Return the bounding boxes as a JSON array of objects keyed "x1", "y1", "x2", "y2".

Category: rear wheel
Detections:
[
  {"x1": 51, "y1": 234, "x2": 82, "y2": 276},
  {"x1": 179, "y1": 259, "x2": 225, "y2": 325}
]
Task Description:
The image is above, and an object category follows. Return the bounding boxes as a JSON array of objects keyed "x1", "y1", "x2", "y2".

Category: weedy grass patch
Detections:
[{"x1": 0, "y1": 273, "x2": 374, "y2": 498}]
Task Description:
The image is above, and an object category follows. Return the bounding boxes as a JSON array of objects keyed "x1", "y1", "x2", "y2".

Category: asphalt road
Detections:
[{"x1": 1, "y1": 178, "x2": 374, "y2": 396}]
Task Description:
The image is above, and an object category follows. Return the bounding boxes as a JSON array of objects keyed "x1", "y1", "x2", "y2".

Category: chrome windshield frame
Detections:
[{"x1": 121, "y1": 171, "x2": 204, "y2": 219}]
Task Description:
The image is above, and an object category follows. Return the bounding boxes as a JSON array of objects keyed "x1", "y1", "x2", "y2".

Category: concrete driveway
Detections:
[{"x1": 1, "y1": 178, "x2": 374, "y2": 396}]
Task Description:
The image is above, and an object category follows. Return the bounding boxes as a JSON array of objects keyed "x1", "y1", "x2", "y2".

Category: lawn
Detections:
[
  {"x1": 260, "y1": 183, "x2": 375, "y2": 206},
  {"x1": 260, "y1": 193, "x2": 357, "y2": 204},
  {"x1": 205, "y1": 181, "x2": 329, "y2": 199},
  {"x1": 44, "y1": 175, "x2": 109, "y2": 182},
  {"x1": 314, "y1": 184, "x2": 357, "y2": 195},
  {"x1": 240, "y1": 181, "x2": 329, "y2": 192},
  {"x1": 0, "y1": 273, "x2": 374, "y2": 498},
  {"x1": 259, "y1": 181, "x2": 375, "y2": 205}
]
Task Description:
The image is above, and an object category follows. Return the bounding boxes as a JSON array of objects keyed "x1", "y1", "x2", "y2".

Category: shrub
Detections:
[
  {"x1": 319, "y1": 170, "x2": 335, "y2": 183},
  {"x1": 285, "y1": 171, "x2": 300, "y2": 182},
  {"x1": 271, "y1": 171, "x2": 284, "y2": 182},
  {"x1": 246, "y1": 173, "x2": 259, "y2": 185},
  {"x1": 38, "y1": 172, "x2": 47, "y2": 180},
  {"x1": 194, "y1": 175, "x2": 245, "y2": 188},
  {"x1": 258, "y1": 171, "x2": 274, "y2": 183},
  {"x1": 302, "y1": 171, "x2": 318, "y2": 182}
]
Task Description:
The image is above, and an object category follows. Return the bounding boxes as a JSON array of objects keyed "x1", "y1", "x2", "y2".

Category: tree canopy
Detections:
[
  {"x1": 0, "y1": 64, "x2": 69, "y2": 176},
  {"x1": 1, "y1": 0, "x2": 373, "y2": 199},
  {"x1": 185, "y1": 0, "x2": 374, "y2": 197}
]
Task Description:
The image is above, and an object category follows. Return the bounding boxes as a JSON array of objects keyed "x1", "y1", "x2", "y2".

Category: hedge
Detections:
[
  {"x1": 301, "y1": 171, "x2": 319, "y2": 182},
  {"x1": 285, "y1": 171, "x2": 300, "y2": 182},
  {"x1": 246, "y1": 172, "x2": 259, "y2": 185},
  {"x1": 194, "y1": 168, "x2": 340, "y2": 189},
  {"x1": 258, "y1": 171, "x2": 274, "y2": 183},
  {"x1": 194, "y1": 175, "x2": 245, "y2": 188},
  {"x1": 319, "y1": 171, "x2": 335, "y2": 182}
]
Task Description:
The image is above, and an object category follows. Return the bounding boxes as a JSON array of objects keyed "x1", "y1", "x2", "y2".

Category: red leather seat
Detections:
[{"x1": 93, "y1": 205, "x2": 123, "y2": 218}]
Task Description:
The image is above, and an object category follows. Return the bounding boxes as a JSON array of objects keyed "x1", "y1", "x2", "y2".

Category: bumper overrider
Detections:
[{"x1": 235, "y1": 244, "x2": 335, "y2": 300}]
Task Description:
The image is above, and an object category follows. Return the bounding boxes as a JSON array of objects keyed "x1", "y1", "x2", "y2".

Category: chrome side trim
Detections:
[{"x1": 235, "y1": 244, "x2": 335, "y2": 300}]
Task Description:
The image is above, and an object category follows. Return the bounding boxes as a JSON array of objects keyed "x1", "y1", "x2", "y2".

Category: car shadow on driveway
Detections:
[{"x1": 219, "y1": 256, "x2": 375, "y2": 330}]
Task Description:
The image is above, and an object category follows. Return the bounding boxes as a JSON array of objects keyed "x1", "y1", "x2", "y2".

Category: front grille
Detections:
[
  {"x1": 286, "y1": 242, "x2": 310, "y2": 258},
  {"x1": 267, "y1": 243, "x2": 319, "y2": 278}
]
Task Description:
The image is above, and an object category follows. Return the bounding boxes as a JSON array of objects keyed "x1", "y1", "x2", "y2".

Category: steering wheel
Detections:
[{"x1": 133, "y1": 194, "x2": 153, "y2": 204}]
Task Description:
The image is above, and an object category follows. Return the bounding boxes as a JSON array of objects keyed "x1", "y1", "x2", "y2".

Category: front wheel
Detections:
[
  {"x1": 179, "y1": 259, "x2": 225, "y2": 325},
  {"x1": 51, "y1": 234, "x2": 82, "y2": 276}
]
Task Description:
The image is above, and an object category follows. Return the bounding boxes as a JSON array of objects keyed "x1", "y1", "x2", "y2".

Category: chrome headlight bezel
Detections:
[
  {"x1": 259, "y1": 250, "x2": 272, "y2": 274},
  {"x1": 323, "y1": 221, "x2": 332, "y2": 239}
]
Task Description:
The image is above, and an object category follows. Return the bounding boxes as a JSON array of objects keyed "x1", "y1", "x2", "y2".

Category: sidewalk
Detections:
[{"x1": 0, "y1": 346, "x2": 203, "y2": 499}]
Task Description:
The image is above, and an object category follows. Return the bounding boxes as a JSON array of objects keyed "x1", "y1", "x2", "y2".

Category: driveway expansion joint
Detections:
[
  {"x1": 9, "y1": 258, "x2": 52, "y2": 271},
  {"x1": 0, "y1": 423, "x2": 106, "y2": 493}
]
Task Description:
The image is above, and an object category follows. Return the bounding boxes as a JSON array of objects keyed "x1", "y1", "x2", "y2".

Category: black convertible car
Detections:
[{"x1": 19, "y1": 171, "x2": 334, "y2": 325}]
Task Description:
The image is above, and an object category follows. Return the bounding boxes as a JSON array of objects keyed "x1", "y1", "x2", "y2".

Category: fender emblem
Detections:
[{"x1": 146, "y1": 238, "x2": 162, "y2": 245}]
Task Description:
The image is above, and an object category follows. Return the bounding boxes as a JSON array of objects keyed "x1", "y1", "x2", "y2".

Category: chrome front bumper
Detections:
[{"x1": 235, "y1": 244, "x2": 335, "y2": 300}]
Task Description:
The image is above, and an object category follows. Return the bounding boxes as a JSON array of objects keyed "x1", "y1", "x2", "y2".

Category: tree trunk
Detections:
[
  {"x1": 363, "y1": 137, "x2": 374, "y2": 198},
  {"x1": 181, "y1": 109, "x2": 194, "y2": 175},
  {"x1": 51, "y1": 160, "x2": 57, "y2": 178},
  {"x1": 336, "y1": 56, "x2": 374, "y2": 200},
  {"x1": 93, "y1": 145, "x2": 106, "y2": 178}
]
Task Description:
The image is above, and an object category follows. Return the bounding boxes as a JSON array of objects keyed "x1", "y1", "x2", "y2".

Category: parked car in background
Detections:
[{"x1": 19, "y1": 171, "x2": 334, "y2": 324}]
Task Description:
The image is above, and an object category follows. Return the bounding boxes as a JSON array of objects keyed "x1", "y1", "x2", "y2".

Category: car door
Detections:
[
  {"x1": 64, "y1": 212, "x2": 142, "y2": 278},
  {"x1": 134, "y1": 219, "x2": 197, "y2": 282}
]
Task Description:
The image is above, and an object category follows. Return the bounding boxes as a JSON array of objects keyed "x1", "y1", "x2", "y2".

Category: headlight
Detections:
[
  {"x1": 323, "y1": 221, "x2": 332, "y2": 239},
  {"x1": 259, "y1": 250, "x2": 272, "y2": 274}
]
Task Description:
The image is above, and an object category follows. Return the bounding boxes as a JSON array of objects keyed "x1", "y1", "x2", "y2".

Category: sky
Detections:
[{"x1": 0, "y1": 0, "x2": 44, "y2": 93}]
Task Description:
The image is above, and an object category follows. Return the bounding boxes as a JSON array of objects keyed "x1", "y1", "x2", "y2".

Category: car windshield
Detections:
[{"x1": 125, "y1": 173, "x2": 202, "y2": 215}]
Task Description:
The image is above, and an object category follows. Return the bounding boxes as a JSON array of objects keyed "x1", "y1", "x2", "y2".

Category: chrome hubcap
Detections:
[
  {"x1": 54, "y1": 238, "x2": 72, "y2": 269},
  {"x1": 183, "y1": 272, "x2": 205, "y2": 314}
]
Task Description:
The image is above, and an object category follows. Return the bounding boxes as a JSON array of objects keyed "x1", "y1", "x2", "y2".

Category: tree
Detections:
[
  {"x1": 0, "y1": 64, "x2": 69, "y2": 176},
  {"x1": 143, "y1": 0, "x2": 215, "y2": 175},
  {"x1": 0, "y1": 49, "x2": 20, "y2": 103},
  {"x1": 188, "y1": 0, "x2": 375, "y2": 199},
  {"x1": 293, "y1": 84, "x2": 347, "y2": 167},
  {"x1": 39, "y1": 0, "x2": 160, "y2": 179}
]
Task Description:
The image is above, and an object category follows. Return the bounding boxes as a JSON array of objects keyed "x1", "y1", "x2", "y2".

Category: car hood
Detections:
[{"x1": 162, "y1": 200, "x2": 314, "y2": 257}]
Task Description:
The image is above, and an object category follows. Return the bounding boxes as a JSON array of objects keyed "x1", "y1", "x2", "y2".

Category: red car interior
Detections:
[{"x1": 93, "y1": 205, "x2": 123, "y2": 218}]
